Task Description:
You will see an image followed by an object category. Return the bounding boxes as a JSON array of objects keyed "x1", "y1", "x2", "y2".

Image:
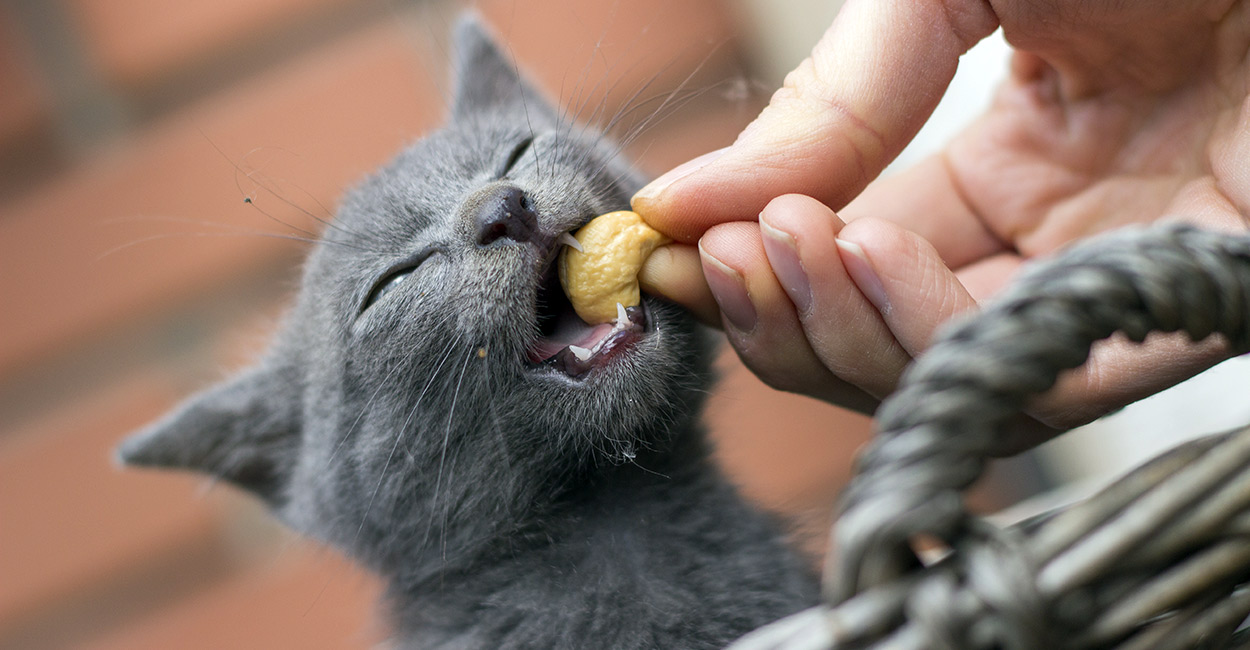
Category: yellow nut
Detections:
[{"x1": 558, "y1": 211, "x2": 672, "y2": 324}]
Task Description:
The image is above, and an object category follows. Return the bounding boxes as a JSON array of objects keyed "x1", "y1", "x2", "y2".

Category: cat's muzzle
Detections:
[{"x1": 527, "y1": 259, "x2": 650, "y2": 379}]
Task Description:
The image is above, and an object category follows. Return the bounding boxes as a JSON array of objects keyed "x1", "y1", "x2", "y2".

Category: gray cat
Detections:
[{"x1": 119, "y1": 16, "x2": 818, "y2": 649}]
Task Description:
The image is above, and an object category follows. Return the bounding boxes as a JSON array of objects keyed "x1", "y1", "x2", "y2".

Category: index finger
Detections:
[{"x1": 632, "y1": 0, "x2": 1000, "y2": 243}]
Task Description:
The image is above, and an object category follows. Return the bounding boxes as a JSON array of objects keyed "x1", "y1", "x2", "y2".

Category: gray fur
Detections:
[{"x1": 119, "y1": 16, "x2": 818, "y2": 649}]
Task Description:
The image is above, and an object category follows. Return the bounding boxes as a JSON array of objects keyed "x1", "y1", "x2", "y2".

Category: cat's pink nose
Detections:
[{"x1": 475, "y1": 185, "x2": 539, "y2": 246}]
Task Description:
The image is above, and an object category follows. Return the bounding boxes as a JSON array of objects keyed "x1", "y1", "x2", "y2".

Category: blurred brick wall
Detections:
[{"x1": 0, "y1": 1, "x2": 889, "y2": 648}]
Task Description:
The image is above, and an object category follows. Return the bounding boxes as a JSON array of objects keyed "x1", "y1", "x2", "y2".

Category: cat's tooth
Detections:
[
  {"x1": 615, "y1": 302, "x2": 628, "y2": 325},
  {"x1": 559, "y1": 232, "x2": 584, "y2": 253},
  {"x1": 568, "y1": 345, "x2": 592, "y2": 362}
]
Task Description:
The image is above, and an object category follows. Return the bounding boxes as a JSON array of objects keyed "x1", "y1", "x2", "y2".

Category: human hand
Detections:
[{"x1": 634, "y1": 0, "x2": 1246, "y2": 450}]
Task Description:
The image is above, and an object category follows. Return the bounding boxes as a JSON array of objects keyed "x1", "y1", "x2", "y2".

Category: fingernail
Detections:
[
  {"x1": 759, "y1": 219, "x2": 812, "y2": 314},
  {"x1": 836, "y1": 239, "x2": 890, "y2": 313},
  {"x1": 633, "y1": 147, "x2": 730, "y2": 204},
  {"x1": 699, "y1": 244, "x2": 757, "y2": 332}
]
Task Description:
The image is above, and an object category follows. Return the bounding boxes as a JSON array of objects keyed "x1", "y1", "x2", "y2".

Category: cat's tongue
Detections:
[{"x1": 527, "y1": 320, "x2": 614, "y2": 363}]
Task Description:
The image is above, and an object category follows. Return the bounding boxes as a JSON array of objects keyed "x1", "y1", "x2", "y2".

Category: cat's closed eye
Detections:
[
  {"x1": 496, "y1": 136, "x2": 533, "y2": 178},
  {"x1": 362, "y1": 247, "x2": 440, "y2": 311}
]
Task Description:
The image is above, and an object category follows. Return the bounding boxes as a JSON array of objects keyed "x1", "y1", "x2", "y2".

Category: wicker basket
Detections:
[{"x1": 730, "y1": 224, "x2": 1250, "y2": 650}]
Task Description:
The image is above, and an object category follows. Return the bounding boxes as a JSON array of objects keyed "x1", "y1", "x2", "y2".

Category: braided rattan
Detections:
[{"x1": 730, "y1": 223, "x2": 1250, "y2": 649}]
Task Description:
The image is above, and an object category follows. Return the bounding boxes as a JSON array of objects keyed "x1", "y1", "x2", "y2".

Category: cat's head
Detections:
[{"x1": 118, "y1": 16, "x2": 711, "y2": 571}]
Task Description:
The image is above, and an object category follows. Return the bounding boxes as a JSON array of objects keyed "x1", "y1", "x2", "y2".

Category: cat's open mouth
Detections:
[{"x1": 526, "y1": 261, "x2": 649, "y2": 379}]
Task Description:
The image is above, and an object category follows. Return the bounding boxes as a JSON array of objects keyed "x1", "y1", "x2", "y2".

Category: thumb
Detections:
[{"x1": 632, "y1": 0, "x2": 998, "y2": 243}]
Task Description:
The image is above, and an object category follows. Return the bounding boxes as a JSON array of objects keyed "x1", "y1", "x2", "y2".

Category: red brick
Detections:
[
  {"x1": 89, "y1": 546, "x2": 383, "y2": 650},
  {"x1": 707, "y1": 348, "x2": 873, "y2": 514},
  {"x1": 0, "y1": 19, "x2": 441, "y2": 376},
  {"x1": 0, "y1": 370, "x2": 225, "y2": 630},
  {"x1": 479, "y1": 0, "x2": 741, "y2": 135},
  {"x1": 709, "y1": 347, "x2": 1024, "y2": 555},
  {"x1": 0, "y1": 6, "x2": 50, "y2": 146},
  {"x1": 0, "y1": 5, "x2": 58, "y2": 198},
  {"x1": 65, "y1": 0, "x2": 357, "y2": 88}
]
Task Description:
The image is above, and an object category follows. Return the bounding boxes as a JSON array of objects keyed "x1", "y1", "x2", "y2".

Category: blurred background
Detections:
[{"x1": 4, "y1": 0, "x2": 1246, "y2": 648}]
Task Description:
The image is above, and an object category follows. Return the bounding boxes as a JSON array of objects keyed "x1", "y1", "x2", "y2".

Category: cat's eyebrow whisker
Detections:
[
  {"x1": 93, "y1": 228, "x2": 367, "y2": 263},
  {"x1": 567, "y1": 76, "x2": 652, "y2": 179},
  {"x1": 560, "y1": 35, "x2": 651, "y2": 165},
  {"x1": 589, "y1": 82, "x2": 721, "y2": 188},
  {"x1": 242, "y1": 162, "x2": 339, "y2": 227},
  {"x1": 604, "y1": 81, "x2": 714, "y2": 144},
  {"x1": 552, "y1": 64, "x2": 677, "y2": 191},
  {"x1": 395, "y1": 4, "x2": 451, "y2": 119},
  {"x1": 555, "y1": 10, "x2": 616, "y2": 146},
  {"x1": 506, "y1": 48, "x2": 546, "y2": 185},
  {"x1": 579, "y1": 59, "x2": 648, "y2": 139},
  {"x1": 589, "y1": 56, "x2": 678, "y2": 139},
  {"x1": 578, "y1": 40, "x2": 729, "y2": 182},
  {"x1": 199, "y1": 130, "x2": 374, "y2": 245},
  {"x1": 564, "y1": 72, "x2": 615, "y2": 151},
  {"x1": 563, "y1": 38, "x2": 697, "y2": 168},
  {"x1": 236, "y1": 168, "x2": 368, "y2": 243},
  {"x1": 593, "y1": 56, "x2": 726, "y2": 163}
]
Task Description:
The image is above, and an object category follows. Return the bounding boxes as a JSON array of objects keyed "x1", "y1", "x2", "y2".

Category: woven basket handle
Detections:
[{"x1": 827, "y1": 223, "x2": 1250, "y2": 605}]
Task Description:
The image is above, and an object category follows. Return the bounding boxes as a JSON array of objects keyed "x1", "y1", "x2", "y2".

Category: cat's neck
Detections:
[
  {"x1": 388, "y1": 431, "x2": 718, "y2": 589},
  {"x1": 383, "y1": 443, "x2": 817, "y2": 648}
]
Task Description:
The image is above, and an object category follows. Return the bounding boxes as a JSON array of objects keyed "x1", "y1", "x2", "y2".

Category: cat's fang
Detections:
[
  {"x1": 615, "y1": 302, "x2": 628, "y2": 325},
  {"x1": 528, "y1": 302, "x2": 651, "y2": 379},
  {"x1": 558, "y1": 232, "x2": 584, "y2": 253}
]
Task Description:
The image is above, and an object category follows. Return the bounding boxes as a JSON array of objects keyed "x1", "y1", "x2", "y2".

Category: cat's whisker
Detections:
[
  {"x1": 353, "y1": 332, "x2": 464, "y2": 549},
  {"x1": 241, "y1": 167, "x2": 342, "y2": 234},
  {"x1": 557, "y1": 43, "x2": 652, "y2": 181},
  {"x1": 587, "y1": 58, "x2": 679, "y2": 141},
  {"x1": 558, "y1": 37, "x2": 734, "y2": 189},
  {"x1": 604, "y1": 82, "x2": 715, "y2": 149},
  {"x1": 564, "y1": 78, "x2": 616, "y2": 162},
  {"x1": 578, "y1": 60, "x2": 647, "y2": 142},
  {"x1": 98, "y1": 210, "x2": 372, "y2": 247},
  {"x1": 427, "y1": 344, "x2": 475, "y2": 565},
  {"x1": 325, "y1": 360, "x2": 406, "y2": 469}
]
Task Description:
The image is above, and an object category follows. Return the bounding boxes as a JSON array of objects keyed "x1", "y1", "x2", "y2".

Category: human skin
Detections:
[{"x1": 634, "y1": 0, "x2": 1249, "y2": 452}]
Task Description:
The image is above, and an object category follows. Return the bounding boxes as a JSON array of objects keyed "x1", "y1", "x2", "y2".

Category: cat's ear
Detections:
[
  {"x1": 451, "y1": 14, "x2": 556, "y2": 120},
  {"x1": 117, "y1": 362, "x2": 300, "y2": 506}
]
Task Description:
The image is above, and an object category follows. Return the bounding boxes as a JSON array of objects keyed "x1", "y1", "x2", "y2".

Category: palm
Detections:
[
  {"x1": 809, "y1": 0, "x2": 1245, "y2": 434},
  {"x1": 928, "y1": 1, "x2": 1245, "y2": 434},
  {"x1": 953, "y1": 0, "x2": 1242, "y2": 270},
  {"x1": 632, "y1": 0, "x2": 1248, "y2": 443}
]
